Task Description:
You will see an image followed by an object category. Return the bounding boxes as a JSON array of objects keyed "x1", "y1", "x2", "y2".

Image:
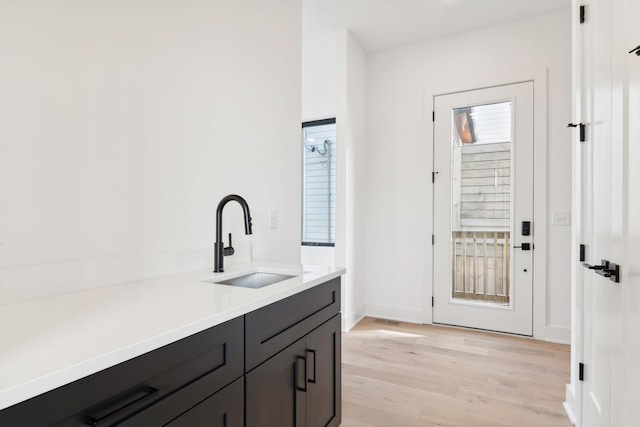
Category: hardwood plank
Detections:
[{"x1": 341, "y1": 318, "x2": 571, "y2": 427}]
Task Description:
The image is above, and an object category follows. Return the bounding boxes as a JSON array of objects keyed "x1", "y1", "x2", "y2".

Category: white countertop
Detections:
[{"x1": 0, "y1": 262, "x2": 345, "y2": 411}]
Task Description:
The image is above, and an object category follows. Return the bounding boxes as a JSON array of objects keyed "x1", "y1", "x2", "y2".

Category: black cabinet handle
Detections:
[
  {"x1": 306, "y1": 349, "x2": 316, "y2": 384},
  {"x1": 86, "y1": 386, "x2": 158, "y2": 427},
  {"x1": 294, "y1": 356, "x2": 307, "y2": 392}
]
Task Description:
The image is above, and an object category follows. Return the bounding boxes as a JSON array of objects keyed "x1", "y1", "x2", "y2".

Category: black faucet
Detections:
[{"x1": 214, "y1": 194, "x2": 253, "y2": 272}]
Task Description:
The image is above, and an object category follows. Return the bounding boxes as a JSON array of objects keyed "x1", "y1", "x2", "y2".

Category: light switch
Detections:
[
  {"x1": 269, "y1": 209, "x2": 278, "y2": 229},
  {"x1": 552, "y1": 212, "x2": 571, "y2": 226}
]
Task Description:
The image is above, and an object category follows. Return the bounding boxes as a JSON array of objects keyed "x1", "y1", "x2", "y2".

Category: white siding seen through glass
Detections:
[{"x1": 302, "y1": 121, "x2": 336, "y2": 245}]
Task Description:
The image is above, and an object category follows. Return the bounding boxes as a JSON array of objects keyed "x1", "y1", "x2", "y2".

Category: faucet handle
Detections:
[{"x1": 223, "y1": 233, "x2": 235, "y2": 256}]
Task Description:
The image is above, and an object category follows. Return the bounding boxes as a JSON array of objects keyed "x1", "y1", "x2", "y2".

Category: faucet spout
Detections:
[{"x1": 214, "y1": 194, "x2": 253, "y2": 272}]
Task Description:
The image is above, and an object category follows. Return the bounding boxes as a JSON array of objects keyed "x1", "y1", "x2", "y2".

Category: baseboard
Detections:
[
  {"x1": 544, "y1": 325, "x2": 571, "y2": 344},
  {"x1": 343, "y1": 313, "x2": 366, "y2": 333},
  {"x1": 365, "y1": 304, "x2": 425, "y2": 325},
  {"x1": 563, "y1": 401, "x2": 577, "y2": 426},
  {"x1": 362, "y1": 305, "x2": 571, "y2": 344},
  {"x1": 563, "y1": 384, "x2": 579, "y2": 426}
]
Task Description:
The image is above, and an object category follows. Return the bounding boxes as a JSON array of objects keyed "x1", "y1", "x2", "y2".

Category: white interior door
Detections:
[
  {"x1": 433, "y1": 82, "x2": 534, "y2": 336},
  {"x1": 572, "y1": 0, "x2": 640, "y2": 425},
  {"x1": 622, "y1": 0, "x2": 640, "y2": 422},
  {"x1": 579, "y1": 0, "x2": 625, "y2": 424}
]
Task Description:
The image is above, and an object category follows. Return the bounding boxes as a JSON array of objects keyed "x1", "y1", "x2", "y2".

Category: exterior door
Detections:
[{"x1": 433, "y1": 82, "x2": 534, "y2": 336}]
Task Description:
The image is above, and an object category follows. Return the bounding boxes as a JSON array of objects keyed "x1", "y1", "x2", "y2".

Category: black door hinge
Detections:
[
  {"x1": 432, "y1": 234, "x2": 435, "y2": 245},
  {"x1": 432, "y1": 296, "x2": 434, "y2": 307},
  {"x1": 432, "y1": 171, "x2": 438, "y2": 183},
  {"x1": 432, "y1": 111, "x2": 435, "y2": 122},
  {"x1": 579, "y1": 362, "x2": 585, "y2": 381},
  {"x1": 579, "y1": 244, "x2": 586, "y2": 262},
  {"x1": 567, "y1": 123, "x2": 586, "y2": 142},
  {"x1": 580, "y1": 5, "x2": 586, "y2": 24}
]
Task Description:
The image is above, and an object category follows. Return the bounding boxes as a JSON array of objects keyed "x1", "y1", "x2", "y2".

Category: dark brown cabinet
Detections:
[
  {"x1": 245, "y1": 278, "x2": 341, "y2": 427},
  {"x1": 0, "y1": 277, "x2": 341, "y2": 427},
  {"x1": 305, "y1": 315, "x2": 341, "y2": 427},
  {"x1": 165, "y1": 377, "x2": 243, "y2": 427},
  {"x1": 245, "y1": 315, "x2": 341, "y2": 427},
  {"x1": 0, "y1": 316, "x2": 244, "y2": 427},
  {"x1": 246, "y1": 336, "x2": 307, "y2": 427}
]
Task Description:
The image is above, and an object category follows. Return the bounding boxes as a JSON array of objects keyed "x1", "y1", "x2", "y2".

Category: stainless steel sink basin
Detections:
[{"x1": 215, "y1": 272, "x2": 296, "y2": 289}]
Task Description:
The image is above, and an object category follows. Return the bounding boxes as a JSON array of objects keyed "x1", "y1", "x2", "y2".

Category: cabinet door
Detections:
[
  {"x1": 165, "y1": 377, "x2": 243, "y2": 427},
  {"x1": 305, "y1": 314, "x2": 341, "y2": 427},
  {"x1": 246, "y1": 337, "x2": 307, "y2": 427}
]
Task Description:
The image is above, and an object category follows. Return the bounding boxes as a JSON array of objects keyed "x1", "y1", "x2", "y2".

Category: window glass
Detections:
[{"x1": 302, "y1": 119, "x2": 336, "y2": 246}]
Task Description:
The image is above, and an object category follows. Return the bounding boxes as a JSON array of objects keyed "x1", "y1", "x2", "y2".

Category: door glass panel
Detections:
[{"x1": 450, "y1": 101, "x2": 512, "y2": 305}]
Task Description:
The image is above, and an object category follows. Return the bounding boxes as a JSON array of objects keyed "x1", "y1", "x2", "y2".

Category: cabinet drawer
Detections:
[
  {"x1": 245, "y1": 278, "x2": 340, "y2": 371},
  {"x1": 0, "y1": 317, "x2": 243, "y2": 427},
  {"x1": 165, "y1": 377, "x2": 243, "y2": 427}
]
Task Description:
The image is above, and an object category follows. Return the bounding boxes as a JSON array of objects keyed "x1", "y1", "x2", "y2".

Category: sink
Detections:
[{"x1": 215, "y1": 272, "x2": 296, "y2": 289}]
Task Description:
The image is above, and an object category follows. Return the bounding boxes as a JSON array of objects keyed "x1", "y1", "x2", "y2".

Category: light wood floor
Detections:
[{"x1": 341, "y1": 317, "x2": 572, "y2": 427}]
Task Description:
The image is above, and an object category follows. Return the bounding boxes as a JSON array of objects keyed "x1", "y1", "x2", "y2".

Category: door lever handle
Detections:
[
  {"x1": 513, "y1": 243, "x2": 531, "y2": 250},
  {"x1": 583, "y1": 262, "x2": 606, "y2": 270},
  {"x1": 567, "y1": 123, "x2": 586, "y2": 141},
  {"x1": 582, "y1": 260, "x2": 621, "y2": 283}
]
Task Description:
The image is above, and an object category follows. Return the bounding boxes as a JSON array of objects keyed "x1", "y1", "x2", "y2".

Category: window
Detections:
[{"x1": 301, "y1": 118, "x2": 336, "y2": 246}]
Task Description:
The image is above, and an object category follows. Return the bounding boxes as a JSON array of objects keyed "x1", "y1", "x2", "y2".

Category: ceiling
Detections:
[{"x1": 303, "y1": 0, "x2": 571, "y2": 53}]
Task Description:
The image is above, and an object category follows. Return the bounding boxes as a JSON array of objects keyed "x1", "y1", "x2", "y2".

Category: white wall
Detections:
[
  {"x1": 302, "y1": 31, "x2": 337, "y2": 121},
  {"x1": 363, "y1": 9, "x2": 573, "y2": 341},
  {"x1": 301, "y1": 29, "x2": 367, "y2": 330},
  {"x1": 0, "y1": 0, "x2": 302, "y2": 305},
  {"x1": 337, "y1": 31, "x2": 367, "y2": 330},
  {"x1": 301, "y1": 30, "x2": 337, "y2": 268}
]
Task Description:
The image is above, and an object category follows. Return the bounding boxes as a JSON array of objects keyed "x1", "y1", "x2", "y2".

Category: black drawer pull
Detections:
[
  {"x1": 86, "y1": 386, "x2": 158, "y2": 426},
  {"x1": 294, "y1": 356, "x2": 307, "y2": 392},
  {"x1": 306, "y1": 349, "x2": 316, "y2": 384}
]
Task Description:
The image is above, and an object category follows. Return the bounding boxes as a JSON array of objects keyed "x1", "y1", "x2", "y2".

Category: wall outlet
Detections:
[
  {"x1": 552, "y1": 212, "x2": 571, "y2": 226},
  {"x1": 269, "y1": 209, "x2": 278, "y2": 229}
]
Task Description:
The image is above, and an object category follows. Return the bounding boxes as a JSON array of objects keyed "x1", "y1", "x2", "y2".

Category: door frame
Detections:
[
  {"x1": 563, "y1": 1, "x2": 586, "y2": 424},
  {"x1": 423, "y1": 68, "x2": 549, "y2": 340}
]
